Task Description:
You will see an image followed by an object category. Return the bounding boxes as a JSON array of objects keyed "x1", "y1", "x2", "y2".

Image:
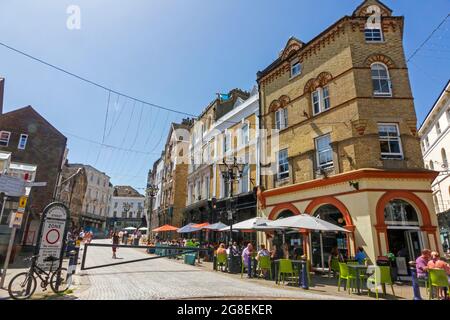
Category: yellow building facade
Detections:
[{"x1": 256, "y1": 0, "x2": 442, "y2": 269}]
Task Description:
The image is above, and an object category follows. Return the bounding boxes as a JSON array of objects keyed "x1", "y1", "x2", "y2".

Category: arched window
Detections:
[
  {"x1": 384, "y1": 199, "x2": 419, "y2": 226},
  {"x1": 442, "y1": 149, "x2": 448, "y2": 168},
  {"x1": 429, "y1": 160, "x2": 434, "y2": 170},
  {"x1": 371, "y1": 63, "x2": 392, "y2": 96}
]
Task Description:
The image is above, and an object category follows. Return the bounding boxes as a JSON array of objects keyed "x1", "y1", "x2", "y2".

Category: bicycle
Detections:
[{"x1": 8, "y1": 254, "x2": 72, "y2": 300}]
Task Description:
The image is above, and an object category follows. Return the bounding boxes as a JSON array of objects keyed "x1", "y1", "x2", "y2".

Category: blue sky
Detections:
[{"x1": 0, "y1": 0, "x2": 449, "y2": 191}]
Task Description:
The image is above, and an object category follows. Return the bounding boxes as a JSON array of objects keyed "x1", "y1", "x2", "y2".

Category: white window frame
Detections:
[
  {"x1": 290, "y1": 59, "x2": 302, "y2": 78},
  {"x1": 378, "y1": 123, "x2": 404, "y2": 160},
  {"x1": 365, "y1": 28, "x2": 384, "y2": 42},
  {"x1": 315, "y1": 134, "x2": 334, "y2": 169},
  {"x1": 277, "y1": 149, "x2": 289, "y2": 180},
  {"x1": 18, "y1": 134, "x2": 28, "y2": 150},
  {"x1": 436, "y1": 121, "x2": 441, "y2": 135},
  {"x1": 275, "y1": 108, "x2": 288, "y2": 130},
  {"x1": 371, "y1": 63, "x2": 392, "y2": 96},
  {"x1": 0, "y1": 131, "x2": 11, "y2": 147},
  {"x1": 223, "y1": 131, "x2": 231, "y2": 154},
  {"x1": 239, "y1": 164, "x2": 250, "y2": 193},
  {"x1": 240, "y1": 123, "x2": 249, "y2": 146},
  {"x1": 312, "y1": 86, "x2": 330, "y2": 115}
]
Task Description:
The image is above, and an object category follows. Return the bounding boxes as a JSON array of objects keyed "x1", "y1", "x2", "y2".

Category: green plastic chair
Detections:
[
  {"x1": 216, "y1": 253, "x2": 227, "y2": 272},
  {"x1": 278, "y1": 259, "x2": 294, "y2": 285},
  {"x1": 367, "y1": 266, "x2": 395, "y2": 299},
  {"x1": 338, "y1": 262, "x2": 357, "y2": 293},
  {"x1": 257, "y1": 256, "x2": 272, "y2": 279},
  {"x1": 428, "y1": 269, "x2": 450, "y2": 300}
]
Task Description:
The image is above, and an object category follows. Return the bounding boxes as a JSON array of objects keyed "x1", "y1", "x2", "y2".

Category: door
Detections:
[{"x1": 405, "y1": 230, "x2": 422, "y2": 261}]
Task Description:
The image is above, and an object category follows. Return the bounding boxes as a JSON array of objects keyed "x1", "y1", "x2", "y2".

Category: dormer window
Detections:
[{"x1": 290, "y1": 59, "x2": 302, "y2": 78}]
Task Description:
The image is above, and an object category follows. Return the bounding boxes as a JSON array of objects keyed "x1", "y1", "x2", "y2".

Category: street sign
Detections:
[
  {"x1": 25, "y1": 181, "x2": 47, "y2": 187},
  {"x1": 9, "y1": 212, "x2": 24, "y2": 228},
  {"x1": 0, "y1": 174, "x2": 26, "y2": 197},
  {"x1": 35, "y1": 203, "x2": 70, "y2": 271}
]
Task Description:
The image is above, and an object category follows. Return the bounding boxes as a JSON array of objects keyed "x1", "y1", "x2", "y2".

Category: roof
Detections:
[
  {"x1": 418, "y1": 79, "x2": 450, "y2": 134},
  {"x1": 68, "y1": 163, "x2": 109, "y2": 177},
  {"x1": 0, "y1": 106, "x2": 66, "y2": 140},
  {"x1": 352, "y1": 0, "x2": 393, "y2": 16},
  {"x1": 113, "y1": 185, "x2": 143, "y2": 197}
]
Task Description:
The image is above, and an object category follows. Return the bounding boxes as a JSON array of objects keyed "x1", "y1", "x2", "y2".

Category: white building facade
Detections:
[
  {"x1": 109, "y1": 195, "x2": 145, "y2": 230},
  {"x1": 419, "y1": 80, "x2": 450, "y2": 251}
]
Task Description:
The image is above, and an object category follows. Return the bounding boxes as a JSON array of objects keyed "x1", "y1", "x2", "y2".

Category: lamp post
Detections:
[
  {"x1": 218, "y1": 157, "x2": 244, "y2": 273},
  {"x1": 146, "y1": 184, "x2": 159, "y2": 244}
]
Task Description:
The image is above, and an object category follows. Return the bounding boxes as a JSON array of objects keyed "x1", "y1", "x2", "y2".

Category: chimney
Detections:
[{"x1": 0, "y1": 77, "x2": 4, "y2": 115}]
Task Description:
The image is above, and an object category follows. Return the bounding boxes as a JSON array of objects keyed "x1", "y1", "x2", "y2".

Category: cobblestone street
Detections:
[{"x1": 73, "y1": 240, "x2": 353, "y2": 300}]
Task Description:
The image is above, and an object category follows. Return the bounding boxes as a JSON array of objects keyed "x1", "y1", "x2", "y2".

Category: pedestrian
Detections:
[
  {"x1": 242, "y1": 243, "x2": 254, "y2": 278},
  {"x1": 112, "y1": 232, "x2": 120, "y2": 259}
]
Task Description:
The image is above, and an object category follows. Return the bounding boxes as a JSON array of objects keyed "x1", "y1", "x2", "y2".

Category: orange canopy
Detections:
[
  {"x1": 193, "y1": 222, "x2": 210, "y2": 229},
  {"x1": 152, "y1": 224, "x2": 179, "y2": 232}
]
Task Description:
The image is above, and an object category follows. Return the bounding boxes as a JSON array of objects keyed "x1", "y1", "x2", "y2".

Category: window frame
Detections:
[
  {"x1": 18, "y1": 134, "x2": 28, "y2": 150},
  {"x1": 290, "y1": 59, "x2": 302, "y2": 78},
  {"x1": 378, "y1": 123, "x2": 404, "y2": 160},
  {"x1": 371, "y1": 63, "x2": 392, "y2": 97},
  {"x1": 275, "y1": 108, "x2": 288, "y2": 130},
  {"x1": 277, "y1": 149, "x2": 289, "y2": 180},
  {"x1": 364, "y1": 28, "x2": 384, "y2": 43},
  {"x1": 436, "y1": 121, "x2": 442, "y2": 135},
  {"x1": 311, "y1": 86, "x2": 331, "y2": 115},
  {"x1": 0, "y1": 131, "x2": 11, "y2": 147},
  {"x1": 240, "y1": 123, "x2": 250, "y2": 146},
  {"x1": 315, "y1": 134, "x2": 334, "y2": 169}
]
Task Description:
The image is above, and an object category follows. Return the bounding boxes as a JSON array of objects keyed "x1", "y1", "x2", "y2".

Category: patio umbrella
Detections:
[
  {"x1": 177, "y1": 223, "x2": 198, "y2": 234},
  {"x1": 268, "y1": 214, "x2": 350, "y2": 233},
  {"x1": 138, "y1": 227, "x2": 148, "y2": 231},
  {"x1": 124, "y1": 227, "x2": 137, "y2": 231},
  {"x1": 203, "y1": 222, "x2": 229, "y2": 231},
  {"x1": 193, "y1": 222, "x2": 210, "y2": 229},
  {"x1": 218, "y1": 217, "x2": 272, "y2": 232},
  {"x1": 152, "y1": 224, "x2": 179, "y2": 232}
]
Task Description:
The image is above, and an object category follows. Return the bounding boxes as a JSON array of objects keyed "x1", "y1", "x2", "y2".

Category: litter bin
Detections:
[{"x1": 228, "y1": 255, "x2": 241, "y2": 274}]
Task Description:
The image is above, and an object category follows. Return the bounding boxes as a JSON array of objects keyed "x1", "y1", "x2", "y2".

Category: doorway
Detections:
[{"x1": 387, "y1": 228, "x2": 423, "y2": 277}]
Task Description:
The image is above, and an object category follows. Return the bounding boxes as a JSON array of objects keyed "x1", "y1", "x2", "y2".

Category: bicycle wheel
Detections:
[
  {"x1": 8, "y1": 272, "x2": 37, "y2": 300},
  {"x1": 50, "y1": 268, "x2": 71, "y2": 293}
]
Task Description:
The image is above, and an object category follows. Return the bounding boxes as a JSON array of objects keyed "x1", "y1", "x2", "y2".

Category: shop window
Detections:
[{"x1": 384, "y1": 199, "x2": 419, "y2": 226}]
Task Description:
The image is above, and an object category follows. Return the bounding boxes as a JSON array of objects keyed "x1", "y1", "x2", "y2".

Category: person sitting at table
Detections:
[
  {"x1": 416, "y1": 249, "x2": 431, "y2": 280},
  {"x1": 257, "y1": 244, "x2": 270, "y2": 260},
  {"x1": 355, "y1": 247, "x2": 367, "y2": 265},
  {"x1": 217, "y1": 243, "x2": 227, "y2": 255},
  {"x1": 427, "y1": 251, "x2": 450, "y2": 300},
  {"x1": 328, "y1": 246, "x2": 343, "y2": 277},
  {"x1": 242, "y1": 243, "x2": 254, "y2": 278}
]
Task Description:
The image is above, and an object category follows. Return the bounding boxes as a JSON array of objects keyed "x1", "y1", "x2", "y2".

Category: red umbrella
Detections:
[{"x1": 152, "y1": 224, "x2": 179, "y2": 232}]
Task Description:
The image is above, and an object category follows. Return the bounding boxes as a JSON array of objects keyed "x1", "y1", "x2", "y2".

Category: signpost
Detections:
[
  {"x1": 0, "y1": 195, "x2": 28, "y2": 288},
  {"x1": 35, "y1": 203, "x2": 70, "y2": 271}
]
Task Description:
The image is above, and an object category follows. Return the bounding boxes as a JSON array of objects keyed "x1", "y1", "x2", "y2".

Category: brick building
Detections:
[
  {"x1": 256, "y1": 0, "x2": 441, "y2": 272},
  {"x1": 0, "y1": 106, "x2": 67, "y2": 245}
]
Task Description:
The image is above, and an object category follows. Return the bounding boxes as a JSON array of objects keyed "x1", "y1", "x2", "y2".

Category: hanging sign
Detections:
[{"x1": 35, "y1": 202, "x2": 70, "y2": 271}]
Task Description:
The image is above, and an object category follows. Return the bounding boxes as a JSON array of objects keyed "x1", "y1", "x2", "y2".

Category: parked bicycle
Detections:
[{"x1": 8, "y1": 254, "x2": 71, "y2": 300}]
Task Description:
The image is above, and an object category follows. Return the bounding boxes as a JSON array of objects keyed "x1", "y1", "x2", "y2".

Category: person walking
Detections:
[{"x1": 112, "y1": 232, "x2": 120, "y2": 259}]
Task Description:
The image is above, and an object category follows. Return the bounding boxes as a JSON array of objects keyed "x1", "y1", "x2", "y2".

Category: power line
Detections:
[
  {"x1": 407, "y1": 13, "x2": 450, "y2": 63},
  {"x1": 0, "y1": 40, "x2": 198, "y2": 118}
]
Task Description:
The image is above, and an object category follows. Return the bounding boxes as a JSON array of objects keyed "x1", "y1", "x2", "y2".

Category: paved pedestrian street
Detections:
[{"x1": 73, "y1": 240, "x2": 353, "y2": 300}]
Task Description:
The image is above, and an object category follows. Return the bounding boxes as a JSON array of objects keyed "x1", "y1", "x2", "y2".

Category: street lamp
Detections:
[
  {"x1": 218, "y1": 157, "x2": 244, "y2": 273},
  {"x1": 146, "y1": 184, "x2": 159, "y2": 243}
]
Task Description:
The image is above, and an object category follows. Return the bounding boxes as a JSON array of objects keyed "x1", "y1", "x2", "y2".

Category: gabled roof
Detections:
[
  {"x1": 279, "y1": 36, "x2": 305, "y2": 60},
  {"x1": 113, "y1": 185, "x2": 143, "y2": 197},
  {"x1": 1, "y1": 106, "x2": 66, "y2": 139},
  {"x1": 352, "y1": 0, "x2": 393, "y2": 17}
]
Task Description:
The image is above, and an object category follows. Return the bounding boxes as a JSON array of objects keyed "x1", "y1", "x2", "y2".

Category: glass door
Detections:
[{"x1": 405, "y1": 230, "x2": 422, "y2": 260}]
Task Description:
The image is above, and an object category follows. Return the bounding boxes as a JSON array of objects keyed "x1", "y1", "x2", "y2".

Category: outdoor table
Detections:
[
  {"x1": 274, "y1": 259, "x2": 302, "y2": 287},
  {"x1": 347, "y1": 264, "x2": 376, "y2": 294}
]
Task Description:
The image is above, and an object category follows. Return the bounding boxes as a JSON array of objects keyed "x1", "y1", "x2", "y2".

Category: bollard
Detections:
[
  {"x1": 409, "y1": 261, "x2": 422, "y2": 300},
  {"x1": 301, "y1": 255, "x2": 309, "y2": 290},
  {"x1": 68, "y1": 250, "x2": 78, "y2": 274}
]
